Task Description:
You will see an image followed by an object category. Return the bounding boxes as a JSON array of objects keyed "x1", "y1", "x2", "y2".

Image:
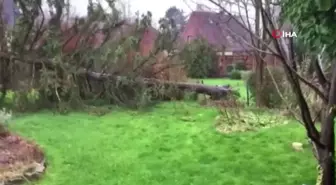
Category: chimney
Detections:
[
  {"x1": 196, "y1": 4, "x2": 211, "y2": 11},
  {"x1": 196, "y1": 4, "x2": 203, "y2": 10}
]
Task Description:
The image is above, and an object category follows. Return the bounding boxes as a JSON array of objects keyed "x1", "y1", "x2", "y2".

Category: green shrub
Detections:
[
  {"x1": 234, "y1": 61, "x2": 247, "y2": 70},
  {"x1": 226, "y1": 65, "x2": 234, "y2": 74},
  {"x1": 1, "y1": 89, "x2": 41, "y2": 112},
  {"x1": 180, "y1": 39, "x2": 217, "y2": 78},
  {"x1": 229, "y1": 70, "x2": 242, "y2": 79},
  {"x1": 241, "y1": 70, "x2": 252, "y2": 80},
  {"x1": 246, "y1": 67, "x2": 285, "y2": 108}
]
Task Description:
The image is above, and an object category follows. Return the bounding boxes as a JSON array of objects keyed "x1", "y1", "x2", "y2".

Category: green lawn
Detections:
[{"x1": 10, "y1": 102, "x2": 316, "y2": 185}]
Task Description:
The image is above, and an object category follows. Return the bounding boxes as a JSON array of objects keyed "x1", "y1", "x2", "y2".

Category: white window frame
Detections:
[{"x1": 224, "y1": 51, "x2": 233, "y2": 56}]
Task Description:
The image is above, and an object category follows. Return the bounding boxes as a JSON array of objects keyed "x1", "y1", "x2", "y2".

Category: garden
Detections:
[
  {"x1": 0, "y1": 0, "x2": 336, "y2": 185},
  {"x1": 3, "y1": 80, "x2": 316, "y2": 185},
  {"x1": 0, "y1": 75, "x2": 318, "y2": 185}
]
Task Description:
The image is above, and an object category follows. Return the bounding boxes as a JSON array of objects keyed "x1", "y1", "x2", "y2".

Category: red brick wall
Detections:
[
  {"x1": 217, "y1": 53, "x2": 281, "y2": 76},
  {"x1": 139, "y1": 28, "x2": 158, "y2": 56}
]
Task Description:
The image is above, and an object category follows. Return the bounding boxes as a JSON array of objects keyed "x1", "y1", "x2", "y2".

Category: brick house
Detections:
[
  {"x1": 139, "y1": 26, "x2": 159, "y2": 56},
  {"x1": 32, "y1": 16, "x2": 158, "y2": 56},
  {"x1": 60, "y1": 21, "x2": 158, "y2": 56},
  {"x1": 179, "y1": 11, "x2": 280, "y2": 76}
]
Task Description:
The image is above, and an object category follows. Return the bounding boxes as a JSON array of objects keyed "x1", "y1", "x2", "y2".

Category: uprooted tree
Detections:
[
  {"x1": 0, "y1": 0, "x2": 234, "y2": 112},
  {"x1": 207, "y1": 0, "x2": 336, "y2": 184}
]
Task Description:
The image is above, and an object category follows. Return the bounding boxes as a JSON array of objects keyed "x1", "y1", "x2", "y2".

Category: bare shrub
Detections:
[
  {"x1": 246, "y1": 67, "x2": 286, "y2": 108},
  {"x1": 215, "y1": 106, "x2": 288, "y2": 133}
]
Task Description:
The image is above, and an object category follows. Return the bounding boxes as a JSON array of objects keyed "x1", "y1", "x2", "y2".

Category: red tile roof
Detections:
[{"x1": 180, "y1": 11, "x2": 252, "y2": 52}]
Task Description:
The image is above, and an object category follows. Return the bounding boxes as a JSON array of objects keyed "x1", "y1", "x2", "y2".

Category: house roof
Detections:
[
  {"x1": 32, "y1": 17, "x2": 158, "y2": 54},
  {"x1": 180, "y1": 11, "x2": 253, "y2": 52}
]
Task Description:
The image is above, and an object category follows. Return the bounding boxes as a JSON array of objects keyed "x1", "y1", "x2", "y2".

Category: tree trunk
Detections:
[
  {"x1": 317, "y1": 146, "x2": 335, "y2": 185},
  {"x1": 311, "y1": 116, "x2": 335, "y2": 185},
  {"x1": 318, "y1": 111, "x2": 336, "y2": 185},
  {"x1": 255, "y1": 57, "x2": 264, "y2": 107},
  {"x1": 321, "y1": 153, "x2": 335, "y2": 185},
  {"x1": 254, "y1": 1, "x2": 264, "y2": 107},
  {"x1": 318, "y1": 63, "x2": 336, "y2": 185},
  {"x1": 87, "y1": 72, "x2": 235, "y2": 100}
]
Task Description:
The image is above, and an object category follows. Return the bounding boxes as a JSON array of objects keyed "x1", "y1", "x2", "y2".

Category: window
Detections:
[
  {"x1": 224, "y1": 51, "x2": 233, "y2": 56},
  {"x1": 226, "y1": 36, "x2": 234, "y2": 44}
]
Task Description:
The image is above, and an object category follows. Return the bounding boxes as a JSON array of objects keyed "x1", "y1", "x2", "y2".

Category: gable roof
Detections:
[{"x1": 180, "y1": 11, "x2": 253, "y2": 52}]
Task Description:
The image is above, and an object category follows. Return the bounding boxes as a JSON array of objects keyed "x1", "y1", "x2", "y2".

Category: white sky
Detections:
[
  {"x1": 67, "y1": 0, "x2": 230, "y2": 22},
  {"x1": 42, "y1": 0, "x2": 254, "y2": 26}
]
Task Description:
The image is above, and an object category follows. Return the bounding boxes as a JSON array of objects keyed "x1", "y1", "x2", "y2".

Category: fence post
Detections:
[{"x1": 246, "y1": 82, "x2": 250, "y2": 106}]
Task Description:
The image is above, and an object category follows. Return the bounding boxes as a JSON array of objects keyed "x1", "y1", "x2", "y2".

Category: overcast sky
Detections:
[
  {"x1": 67, "y1": 0, "x2": 223, "y2": 22},
  {"x1": 40, "y1": 0, "x2": 254, "y2": 26}
]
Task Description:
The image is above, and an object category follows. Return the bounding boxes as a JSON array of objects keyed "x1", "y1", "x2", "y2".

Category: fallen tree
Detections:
[
  {"x1": 0, "y1": 52, "x2": 234, "y2": 100},
  {"x1": 0, "y1": 0, "x2": 236, "y2": 112},
  {"x1": 87, "y1": 71, "x2": 234, "y2": 99}
]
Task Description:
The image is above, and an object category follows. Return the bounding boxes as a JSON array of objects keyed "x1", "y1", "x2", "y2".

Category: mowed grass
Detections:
[{"x1": 10, "y1": 102, "x2": 316, "y2": 185}]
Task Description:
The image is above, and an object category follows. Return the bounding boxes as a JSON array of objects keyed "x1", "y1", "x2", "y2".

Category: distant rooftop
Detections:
[{"x1": 180, "y1": 11, "x2": 253, "y2": 52}]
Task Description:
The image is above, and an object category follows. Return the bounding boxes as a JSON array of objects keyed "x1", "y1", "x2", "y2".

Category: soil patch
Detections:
[{"x1": 0, "y1": 132, "x2": 45, "y2": 185}]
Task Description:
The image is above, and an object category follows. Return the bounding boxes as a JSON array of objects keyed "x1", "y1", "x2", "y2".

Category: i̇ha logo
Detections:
[{"x1": 272, "y1": 29, "x2": 297, "y2": 39}]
